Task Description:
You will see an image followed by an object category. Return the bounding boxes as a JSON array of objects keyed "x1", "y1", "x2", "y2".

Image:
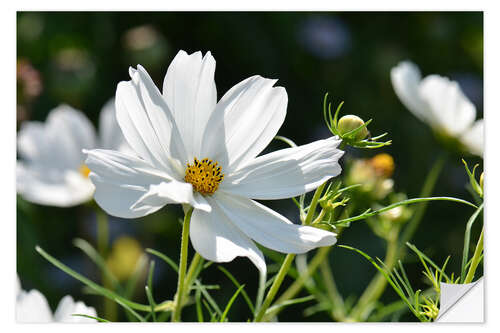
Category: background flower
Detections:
[
  {"x1": 391, "y1": 60, "x2": 484, "y2": 157},
  {"x1": 17, "y1": 100, "x2": 130, "y2": 207},
  {"x1": 16, "y1": 277, "x2": 96, "y2": 323}
]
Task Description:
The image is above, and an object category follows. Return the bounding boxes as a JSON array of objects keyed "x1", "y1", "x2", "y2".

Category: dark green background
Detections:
[{"x1": 16, "y1": 12, "x2": 483, "y2": 322}]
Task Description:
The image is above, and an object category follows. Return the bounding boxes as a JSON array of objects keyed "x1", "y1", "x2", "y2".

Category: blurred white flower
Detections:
[
  {"x1": 17, "y1": 100, "x2": 130, "y2": 207},
  {"x1": 85, "y1": 50, "x2": 343, "y2": 275},
  {"x1": 391, "y1": 61, "x2": 484, "y2": 157},
  {"x1": 16, "y1": 277, "x2": 97, "y2": 323}
]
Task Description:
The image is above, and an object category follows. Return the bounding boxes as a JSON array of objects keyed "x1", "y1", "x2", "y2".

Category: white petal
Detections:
[
  {"x1": 54, "y1": 295, "x2": 97, "y2": 323},
  {"x1": 190, "y1": 198, "x2": 266, "y2": 275},
  {"x1": 17, "y1": 105, "x2": 96, "y2": 170},
  {"x1": 98, "y1": 98, "x2": 132, "y2": 154},
  {"x1": 115, "y1": 66, "x2": 187, "y2": 173},
  {"x1": 17, "y1": 162, "x2": 94, "y2": 207},
  {"x1": 162, "y1": 50, "x2": 217, "y2": 159},
  {"x1": 16, "y1": 290, "x2": 53, "y2": 323},
  {"x1": 390, "y1": 61, "x2": 437, "y2": 126},
  {"x1": 461, "y1": 119, "x2": 484, "y2": 157},
  {"x1": 214, "y1": 192, "x2": 337, "y2": 253},
  {"x1": 85, "y1": 149, "x2": 173, "y2": 218},
  {"x1": 221, "y1": 137, "x2": 343, "y2": 199},
  {"x1": 201, "y1": 75, "x2": 287, "y2": 171},
  {"x1": 419, "y1": 75, "x2": 476, "y2": 135},
  {"x1": 131, "y1": 180, "x2": 211, "y2": 213}
]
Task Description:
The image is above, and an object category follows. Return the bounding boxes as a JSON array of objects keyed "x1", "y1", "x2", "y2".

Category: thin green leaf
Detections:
[
  {"x1": 461, "y1": 203, "x2": 484, "y2": 283},
  {"x1": 145, "y1": 286, "x2": 157, "y2": 322},
  {"x1": 265, "y1": 295, "x2": 315, "y2": 315},
  {"x1": 124, "y1": 254, "x2": 148, "y2": 299},
  {"x1": 146, "y1": 248, "x2": 179, "y2": 273},
  {"x1": 220, "y1": 284, "x2": 246, "y2": 322},
  {"x1": 406, "y1": 243, "x2": 450, "y2": 281},
  {"x1": 194, "y1": 279, "x2": 222, "y2": 316},
  {"x1": 36, "y1": 246, "x2": 172, "y2": 313},
  {"x1": 71, "y1": 314, "x2": 110, "y2": 322},
  {"x1": 339, "y1": 245, "x2": 422, "y2": 320},
  {"x1": 329, "y1": 197, "x2": 477, "y2": 226},
  {"x1": 72, "y1": 238, "x2": 121, "y2": 291},
  {"x1": 218, "y1": 266, "x2": 255, "y2": 313},
  {"x1": 115, "y1": 298, "x2": 146, "y2": 322}
]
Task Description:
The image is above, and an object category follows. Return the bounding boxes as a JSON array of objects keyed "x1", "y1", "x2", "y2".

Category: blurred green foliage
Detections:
[{"x1": 17, "y1": 11, "x2": 483, "y2": 322}]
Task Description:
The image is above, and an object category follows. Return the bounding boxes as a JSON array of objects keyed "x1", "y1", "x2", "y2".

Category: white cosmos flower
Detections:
[
  {"x1": 84, "y1": 50, "x2": 343, "y2": 275},
  {"x1": 17, "y1": 100, "x2": 131, "y2": 207},
  {"x1": 391, "y1": 61, "x2": 484, "y2": 157},
  {"x1": 16, "y1": 276, "x2": 97, "y2": 323}
]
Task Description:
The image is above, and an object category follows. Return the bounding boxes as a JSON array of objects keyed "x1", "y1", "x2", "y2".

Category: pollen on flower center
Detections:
[
  {"x1": 184, "y1": 157, "x2": 224, "y2": 195},
  {"x1": 79, "y1": 164, "x2": 91, "y2": 178}
]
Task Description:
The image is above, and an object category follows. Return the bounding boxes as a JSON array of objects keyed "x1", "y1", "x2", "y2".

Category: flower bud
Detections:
[{"x1": 337, "y1": 115, "x2": 368, "y2": 140}]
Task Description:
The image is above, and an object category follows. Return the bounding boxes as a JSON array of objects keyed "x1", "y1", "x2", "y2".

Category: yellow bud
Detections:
[
  {"x1": 107, "y1": 236, "x2": 143, "y2": 281},
  {"x1": 480, "y1": 172, "x2": 484, "y2": 191},
  {"x1": 369, "y1": 153, "x2": 395, "y2": 178},
  {"x1": 337, "y1": 115, "x2": 368, "y2": 140}
]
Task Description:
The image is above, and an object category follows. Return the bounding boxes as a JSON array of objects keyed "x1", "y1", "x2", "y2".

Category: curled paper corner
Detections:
[{"x1": 436, "y1": 278, "x2": 484, "y2": 322}]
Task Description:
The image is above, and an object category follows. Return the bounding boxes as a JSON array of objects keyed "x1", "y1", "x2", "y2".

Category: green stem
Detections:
[
  {"x1": 184, "y1": 252, "x2": 202, "y2": 291},
  {"x1": 464, "y1": 228, "x2": 484, "y2": 284},
  {"x1": 95, "y1": 208, "x2": 116, "y2": 321},
  {"x1": 320, "y1": 257, "x2": 346, "y2": 320},
  {"x1": 263, "y1": 246, "x2": 332, "y2": 320},
  {"x1": 399, "y1": 154, "x2": 446, "y2": 247},
  {"x1": 460, "y1": 203, "x2": 484, "y2": 283},
  {"x1": 172, "y1": 207, "x2": 193, "y2": 322},
  {"x1": 96, "y1": 208, "x2": 109, "y2": 257},
  {"x1": 254, "y1": 253, "x2": 295, "y2": 322},
  {"x1": 254, "y1": 183, "x2": 326, "y2": 322},
  {"x1": 348, "y1": 235, "x2": 399, "y2": 321},
  {"x1": 305, "y1": 183, "x2": 326, "y2": 226}
]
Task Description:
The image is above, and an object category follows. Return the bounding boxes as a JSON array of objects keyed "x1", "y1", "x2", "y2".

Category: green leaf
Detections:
[
  {"x1": 328, "y1": 197, "x2": 478, "y2": 226},
  {"x1": 72, "y1": 238, "x2": 122, "y2": 292},
  {"x1": 146, "y1": 248, "x2": 179, "y2": 273},
  {"x1": 218, "y1": 266, "x2": 255, "y2": 313},
  {"x1": 339, "y1": 245, "x2": 425, "y2": 321},
  {"x1": 406, "y1": 243, "x2": 451, "y2": 282},
  {"x1": 220, "y1": 284, "x2": 246, "y2": 322},
  {"x1": 460, "y1": 203, "x2": 484, "y2": 283},
  {"x1": 36, "y1": 246, "x2": 173, "y2": 313},
  {"x1": 265, "y1": 295, "x2": 315, "y2": 315},
  {"x1": 71, "y1": 314, "x2": 110, "y2": 322}
]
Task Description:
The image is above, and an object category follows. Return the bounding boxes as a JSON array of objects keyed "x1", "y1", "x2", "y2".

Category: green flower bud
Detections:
[{"x1": 337, "y1": 115, "x2": 368, "y2": 140}]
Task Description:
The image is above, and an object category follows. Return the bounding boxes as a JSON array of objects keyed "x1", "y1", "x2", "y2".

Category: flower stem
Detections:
[
  {"x1": 399, "y1": 153, "x2": 446, "y2": 248},
  {"x1": 95, "y1": 208, "x2": 117, "y2": 321},
  {"x1": 254, "y1": 253, "x2": 295, "y2": 322},
  {"x1": 464, "y1": 227, "x2": 484, "y2": 284},
  {"x1": 254, "y1": 183, "x2": 326, "y2": 322},
  {"x1": 96, "y1": 208, "x2": 109, "y2": 257},
  {"x1": 172, "y1": 207, "x2": 193, "y2": 322},
  {"x1": 263, "y1": 246, "x2": 332, "y2": 320}
]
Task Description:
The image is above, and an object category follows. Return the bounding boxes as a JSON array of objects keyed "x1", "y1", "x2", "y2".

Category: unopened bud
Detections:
[
  {"x1": 480, "y1": 172, "x2": 484, "y2": 191},
  {"x1": 337, "y1": 115, "x2": 368, "y2": 140}
]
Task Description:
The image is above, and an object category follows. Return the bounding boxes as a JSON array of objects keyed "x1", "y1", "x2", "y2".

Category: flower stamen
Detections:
[
  {"x1": 184, "y1": 157, "x2": 224, "y2": 195},
  {"x1": 79, "y1": 164, "x2": 91, "y2": 178}
]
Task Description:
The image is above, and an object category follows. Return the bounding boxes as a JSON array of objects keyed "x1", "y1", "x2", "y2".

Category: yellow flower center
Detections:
[
  {"x1": 79, "y1": 164, "x2": 91, "y2": 178},
  {"x1": 369, "y1": 153, "x2": 395, "y2": 178},
  {"x1": 184, "y1": 157, "x2": 224, "y2": 195}
]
